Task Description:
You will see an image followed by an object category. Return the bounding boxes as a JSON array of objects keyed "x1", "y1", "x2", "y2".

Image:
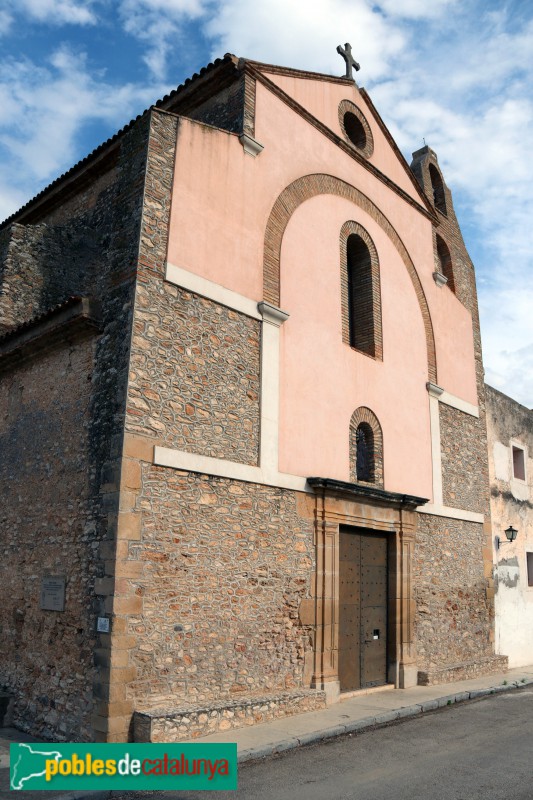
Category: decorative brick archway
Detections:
[{"x1": 263, "y1": 173, "x2": 437, "y2": 383}]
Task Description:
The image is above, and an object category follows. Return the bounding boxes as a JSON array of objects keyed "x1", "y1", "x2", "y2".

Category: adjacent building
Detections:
[{"x1": 486, "y1": 385, "x2": 533, "y2": 667}]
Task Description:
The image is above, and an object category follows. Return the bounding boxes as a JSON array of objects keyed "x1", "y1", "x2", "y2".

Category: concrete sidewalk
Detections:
[
  {"x1": 196, "y1": 665, "x2": 533, "y2": 762},
  {"x1": 2, "y1": 665, "x2": 533, "y2": 798}
]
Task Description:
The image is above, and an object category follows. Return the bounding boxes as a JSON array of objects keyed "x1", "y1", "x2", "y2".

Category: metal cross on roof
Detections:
[{"x1": 337, "y1": 43, "x2": 360, "y2": 80}]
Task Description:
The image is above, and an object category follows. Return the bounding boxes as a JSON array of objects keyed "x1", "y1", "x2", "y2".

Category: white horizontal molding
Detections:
[
  {"x1": 418, "y1": 503, "x2": 484, "y2": 523},
  {"x1": 165, "y1": 262, "x2": 261, "y2": 320},
  {"x1": 154, "y1": 445, "x2": 309, "y2": 493},
  {"x1": 154, "y1": 447, "x2": 481, "y2": 517},
  {"x1": 439, "y1": 390, "x2": 479, "y2": 418},
  {"x1": 426, "y1": 382, "x2": 479, "y2": 418}
]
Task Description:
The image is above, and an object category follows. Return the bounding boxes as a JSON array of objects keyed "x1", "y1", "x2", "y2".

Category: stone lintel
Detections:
[{"x1": 307, "y1": 477, "x2": 428, "y2": 510}]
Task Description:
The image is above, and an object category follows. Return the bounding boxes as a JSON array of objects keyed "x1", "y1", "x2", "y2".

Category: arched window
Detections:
[
  {"x1": 435, "y1": 235, "x2": 455, "y2": 293},
  {"x1": 429, "y1": 164, "x2": 447, "y2": 215},
  {"x1": 349, "y1": 407, "x2": 384, "y2": 487},
  {"x1": 340, "y1": 222, "x2": 382, "y2": 360},
  {"x1": 356, "y1": 423, "x2": 374, "y2": 482}
]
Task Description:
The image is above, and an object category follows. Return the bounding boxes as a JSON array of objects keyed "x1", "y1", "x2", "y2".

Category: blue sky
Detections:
[{"x1": 1, "y1": 0, "x2": 531, "y2": 406}]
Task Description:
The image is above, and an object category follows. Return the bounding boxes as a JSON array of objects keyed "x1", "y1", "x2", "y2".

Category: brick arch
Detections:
[
  {"x1": 349, "y1": 407, "x2": 384, "y2": 487},
  {"x1": 263, "y1": 173, "x2": 437, "y2": 382}
]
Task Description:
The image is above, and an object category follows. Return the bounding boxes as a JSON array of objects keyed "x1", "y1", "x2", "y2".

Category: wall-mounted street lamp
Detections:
[{"x1": 496, "y1": 525, "x2": 518, "y2": 550}]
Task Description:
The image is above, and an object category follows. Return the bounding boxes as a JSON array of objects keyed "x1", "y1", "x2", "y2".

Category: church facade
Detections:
[{"x1": 0, "y1": 52, "x2": 506, "y2": 743}]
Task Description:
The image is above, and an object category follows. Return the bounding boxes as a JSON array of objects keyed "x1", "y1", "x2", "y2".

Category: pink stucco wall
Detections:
[
  {"x1": 166, "y1": 73, "x2": 478, "y2": 499},
  {"x1": 262, "y1": 71, "x2": 423, "y2": 206},
  {"x1": 277, "y1": 194, "x2": 431, "y2": 496}
]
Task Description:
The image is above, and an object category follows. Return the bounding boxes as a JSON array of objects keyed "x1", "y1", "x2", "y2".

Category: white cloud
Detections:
[
  {"x1": 0, "y1": 45, "x2": 165, "y2": 218},
  {"x1": 376, "y1": 0, "x2": 459, "y2": 20},
  {"x1": 118, "y1": 0, "x2": 209, "y2": 78},
  {"x1": 205, "y1": 0, "x2": 405, "y2": 80},
  {"x1": 482, "y1": 290, "x2": 533, "y2": 409},
  {"x1": 3, "y1": 0, "x2": 99, "y2": 27},
  {"x1": 0, "y1": 9, "x2": 13, "y2": 35}
]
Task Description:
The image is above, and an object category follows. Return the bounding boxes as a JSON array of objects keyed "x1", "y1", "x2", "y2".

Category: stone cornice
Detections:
[
  {"x1": 426, "y1": 381, "x2": 444, "y2": 398},
  {"x1": 433, "y1": 271, "x2": 448, "y2": 287},
  {"x1": 239, "y1": 133, "x2": 264, "y2": 157},
  {"x1": 307, "y1": 477, "x2": 429, "y2": 509},
  {"x1": 257, "y1": 302, "x2": 290, "y2": 325}
]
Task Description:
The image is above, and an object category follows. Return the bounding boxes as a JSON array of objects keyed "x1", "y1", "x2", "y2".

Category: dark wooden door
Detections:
[{"x1": 339, "y1": 528, "x2": 387, "y2": 691}]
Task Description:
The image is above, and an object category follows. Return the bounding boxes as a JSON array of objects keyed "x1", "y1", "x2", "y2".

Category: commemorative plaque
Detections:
[{"x1": 40, "y1": 576, "x2": 65, "y2": 611}]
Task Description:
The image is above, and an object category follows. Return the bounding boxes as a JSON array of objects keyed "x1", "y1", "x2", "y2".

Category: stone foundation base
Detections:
[
  {"x1": 134, "y1": 690, "x2": 327, "y2": 742},
  {"x1": 417, "y1": 655, "x2": 509, "y2": 686}
]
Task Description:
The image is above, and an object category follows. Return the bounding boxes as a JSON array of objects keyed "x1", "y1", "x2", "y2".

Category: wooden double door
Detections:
[{"x1": 339, "y1": 527, "x2": 388, "y2": 691}]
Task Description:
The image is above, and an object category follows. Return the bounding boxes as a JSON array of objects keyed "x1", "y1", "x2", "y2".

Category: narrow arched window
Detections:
[
  {"x1": 347, "y1": 234, "x2": 374, "y2": 356},
  {"x1": 350, "y1": 407, "x2": 384, "y2": 487},
  {"x1": 435, "y1": 235, "x2": 455, "y2": 293},
  {"x1": 429, "y1": 164, "x2": 447, "y2": 215},
  {"x1": 341, "y1": 222, "x2": 382, "y2": 359},
  {"x1": 356, "y1": 424, "x2": 374, "y2": 482}
]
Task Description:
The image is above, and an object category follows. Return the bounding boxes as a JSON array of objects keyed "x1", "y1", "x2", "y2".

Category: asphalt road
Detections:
[{"x1": 110, "y1": 689, "x2": 533, "y2": 800}]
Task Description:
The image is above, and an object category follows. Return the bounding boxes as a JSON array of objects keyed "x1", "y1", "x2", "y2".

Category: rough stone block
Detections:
[
  {"x1": 123, "y1": 433, "x2": 157, "y2": 462},
  {"x1": 116, "y1": 512, "x2": 142, "y2": 541},
  {"x1": 121, "y1": 459, "x2": 142, "y2": 490}
]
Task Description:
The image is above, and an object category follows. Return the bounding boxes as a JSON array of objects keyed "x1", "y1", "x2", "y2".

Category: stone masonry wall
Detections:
[
  {"x1": 411, "y1": 146, "x2": 495, "y2": 676},
  {"x1": 0, "y1": 113, "x2": 154, "y2": 740},
  {"x1": 0, "y1": 223, "x2": 46, "y2": 332},
  {"x1": 0, "y1": 166, "x2": 119, "y2": 334},
  {"x1": 187, "y1": 77, "x2": 246, "y2": 134},
  {"x1": 125, "y1": 466, "x2": 315, "y2": 710},
  {"x1": 440, "y1": 404, "x2": 488, "y2": 514},
  {"x1": 134, "y1": 690, "x2": 326, "y2": 742},
  {"x1": 414, "y1": 514, "x2": 494, "y2": 671},
  {"x1": 90, "y1": 109, "x2": 182, "y2": 742},
  {"x1": 0, "y1": 337, "x2": 97, "y2": 740},
  {"x1": 127, "y1": 282, "x2": 260, "y2": 464}
]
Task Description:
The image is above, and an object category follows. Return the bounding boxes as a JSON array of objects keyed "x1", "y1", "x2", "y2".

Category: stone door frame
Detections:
[{"x1": 307, "y1": 478, "x2": 427, "y2": 703}]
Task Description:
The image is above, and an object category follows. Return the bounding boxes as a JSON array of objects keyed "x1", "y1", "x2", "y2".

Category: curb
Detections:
[{"x1": 238, "y1": 678, "x2": 533, "y2": 764}]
